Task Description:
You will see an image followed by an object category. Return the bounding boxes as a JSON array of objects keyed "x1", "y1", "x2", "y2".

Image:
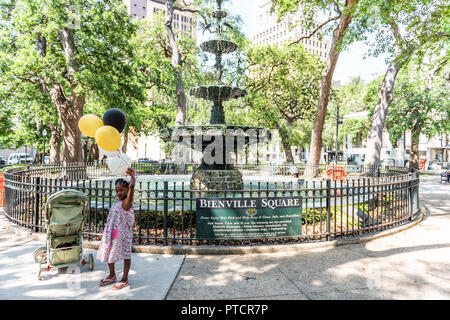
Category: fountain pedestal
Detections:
[{"x1": 190, "y1": 167, "x2": 243, "y2": 191}]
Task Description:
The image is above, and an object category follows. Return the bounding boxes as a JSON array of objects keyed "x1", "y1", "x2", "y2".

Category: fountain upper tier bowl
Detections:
[
  {"x1": 211, "y1": 9, "x2": 228, "y2": 19},
  {"x1": 200, "y1": 39, "x2": 237, "y2": 55},
  {"x1": 190, "y1": 85, "x2": 247, "y2": 102}
]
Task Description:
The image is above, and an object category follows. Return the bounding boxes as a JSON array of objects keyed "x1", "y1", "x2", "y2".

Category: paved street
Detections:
[
  {"x1": 166, "y1": 176, "x2": 450, "y2": 300},
  {"x1": 0, "y1": 176, "x2": 448, "y2": 300}
]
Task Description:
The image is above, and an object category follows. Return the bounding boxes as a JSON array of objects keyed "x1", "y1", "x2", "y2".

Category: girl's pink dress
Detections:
[{"x1": 97, "y1": 200, "x2": 135, "y2": 263}]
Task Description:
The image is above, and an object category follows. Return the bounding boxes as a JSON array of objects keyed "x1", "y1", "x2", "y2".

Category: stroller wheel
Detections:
[
  {"x1": 89, "y1": 254, "x2": 94, "y2": 271},
  {"x1": 34, "y1": 247, "x2": 47, "y2": 264}
]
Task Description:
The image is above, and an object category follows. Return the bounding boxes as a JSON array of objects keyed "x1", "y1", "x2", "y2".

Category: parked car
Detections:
[
  {"x1": 138, "y1": 158, "x2": 158, "y2": 164},
  {"x1": 0, "y1": 156, "x2": 6, "y2": 165},
  {"x1": 7, "y1": 153, "x2": 34, "y2": 165}
]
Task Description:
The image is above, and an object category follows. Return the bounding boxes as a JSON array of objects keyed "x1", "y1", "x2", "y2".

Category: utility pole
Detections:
[
  {"x1": 335, "y1": 104, "x2": 343, "y2": 164},
  {"x1": 42, "y1": 129, "x2": 47, "y2": 165}
]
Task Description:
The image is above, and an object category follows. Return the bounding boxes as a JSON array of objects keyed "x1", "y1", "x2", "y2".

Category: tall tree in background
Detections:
[
  {"x1": 272, "y1": 0, "x2": 359, "y2": 167},
  {"x1": 164, "y1": 0, "x2": 205, "y2": 126},
  {"x1": 246, "y1": 44, "x2": 323, "y2": 163},
  {"x1": 386, "y1": 59, "x2": 449, "y2": 170},
  {"x1": 0, "y1": 0, "x2": 144, "y2": 163},
  {"x1": 363, "y1": 0, "x2": 449, "y2": 166},
  {"x1": 5, "y1": 83, "x2": 61, "y2": 163}
]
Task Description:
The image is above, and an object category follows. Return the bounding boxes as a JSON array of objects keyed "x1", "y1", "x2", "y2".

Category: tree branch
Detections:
[
  {"x1": 389, "y1": 21, "x2": 403, "y2": 44},
  {"x1": 332, "y1": 0, "x2": 342, "y2": 16},
  {"x1": 427, "y1": 59, "x2": 448, "y2": 91},
  {"x1": 289, "y1": 16, "x2": 340, "y2": 46}
]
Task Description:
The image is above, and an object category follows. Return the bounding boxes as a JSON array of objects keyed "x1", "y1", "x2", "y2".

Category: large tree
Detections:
[
  {"x1": 246, "y1": 43, "x2": 323, "y2": 163},
  {"x1": 362, "y1": 0, "x2": 449, "y2": 166},
  {"x1": 386, "y1": 59, "x2": 449, "y2": 170},
  {"x1": 0, "y1": 0, "x2": 144, "y2": 163},
  {"x1": 3, "y1": 82, "x2": 61, "y2": 163},
  {"x1": 271, "y1": 0, "x2": 359, "y2": 167}
]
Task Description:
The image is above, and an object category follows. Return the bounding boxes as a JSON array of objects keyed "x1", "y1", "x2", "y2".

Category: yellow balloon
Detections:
[
  {"x1": 78, "y1": 114, "x2": 103, "y2": 138},
  {"x1": 95, "y1": 126, "x2": 121, "y2": 152}
]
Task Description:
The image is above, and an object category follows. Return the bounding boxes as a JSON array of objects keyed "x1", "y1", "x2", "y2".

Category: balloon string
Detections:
[{"x1": 118, "y1": 152, "x2": 128, "y2": 168}]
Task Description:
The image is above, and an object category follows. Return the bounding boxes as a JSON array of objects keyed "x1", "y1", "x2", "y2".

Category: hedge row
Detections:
[{"x1": 87, "y1": 207, "x2": 332, "y2": 230}]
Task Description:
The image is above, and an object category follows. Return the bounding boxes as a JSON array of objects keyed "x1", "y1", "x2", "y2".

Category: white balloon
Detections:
[{"x1": 106, "y1": 151, "x2": 131, "y2": 176}]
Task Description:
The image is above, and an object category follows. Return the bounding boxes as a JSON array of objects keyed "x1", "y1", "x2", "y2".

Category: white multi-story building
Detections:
[
  {"x1": 122, "y1": 0, "x2": 198, "y2": 162},
  {"x1": 342, "y1": 130, "x2": 449, "y2": 169},
  {"x1": 252, "y1": 0, "x2": 330, "y2": 60},
  {"x1": 124, "y1": 0, "x2": 197, "y2": 40}
]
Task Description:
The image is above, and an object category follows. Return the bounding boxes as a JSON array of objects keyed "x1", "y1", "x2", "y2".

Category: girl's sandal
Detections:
[
  {"x1": 112, "y1": 280, "x2": 129, "y2": 290},
  {"x1": 99, "y1": 276, "x2": 117, "y2": 286}
]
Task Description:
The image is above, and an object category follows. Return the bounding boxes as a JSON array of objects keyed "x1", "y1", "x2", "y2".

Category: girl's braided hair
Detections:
[{"x1": 115, "y1": 178, "x2": 129, "y2": 188}]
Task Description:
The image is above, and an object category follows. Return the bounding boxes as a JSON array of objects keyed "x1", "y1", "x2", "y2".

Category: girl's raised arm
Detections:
[{"x1": 122, "y1": 168, "x2": 136, "y2": 211}]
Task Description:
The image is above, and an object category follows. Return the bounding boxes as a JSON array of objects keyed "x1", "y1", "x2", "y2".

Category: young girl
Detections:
[{"x1": 97, "y1": 168, "x2": 136, "y2": 290}]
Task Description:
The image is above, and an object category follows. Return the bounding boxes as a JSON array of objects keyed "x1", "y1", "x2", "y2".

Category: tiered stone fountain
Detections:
[{"x1": 161, "y1": 0, "x2": 269, "y2": 191}]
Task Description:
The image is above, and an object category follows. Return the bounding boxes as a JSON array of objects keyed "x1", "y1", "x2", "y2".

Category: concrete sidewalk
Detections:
[
  {"x1": 0, "y1": 176, "x2": 449, "y2": 300},
  {"x1": 0, "y1": 216, "x2": 185, "y2": 300},
  {"x1": 166, "y1": 176, "x2": 450, "y2": 300}
]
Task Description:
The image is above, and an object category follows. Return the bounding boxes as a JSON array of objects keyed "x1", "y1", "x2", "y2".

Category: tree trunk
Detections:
[
  {"x1": 122, "y1": 128, "x2": 128, "y2": 154},
  {"x1": 90, "y1": 143, "x2": 99, "y2": 161},
  {"x1": 49, "y1": 123, "x2": 61, "y2": 164},
  {"x1": 282, "y1": 140, "x2": 294, "y2": 164},
  {"x1": 364, "y1": 63, "x2": 400, "y2": 166},
  {"x1": 51, "y1": 26, "x2": 84, "y2": 164},
  {"x1": 165, "y1": 0, "x2": 187, "y2": 126},
  {"x1": 409, "y1": 118, "x2": 420, "y2": 170},
  {"x1": 277, "y1": 121, "x2": 295, "y2": 164},
  {"x1": 307, "y1": 0, "x2": 358, "y2": 167}
]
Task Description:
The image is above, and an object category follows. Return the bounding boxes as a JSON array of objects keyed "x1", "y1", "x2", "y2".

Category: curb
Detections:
[{"x1": 1, "y1": 208, "x2": 424, "y2": 255}]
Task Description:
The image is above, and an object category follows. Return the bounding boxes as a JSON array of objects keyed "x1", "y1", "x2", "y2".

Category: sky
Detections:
[{"x1": 212, "y1": 0, "x2": 390, "y2": 83}]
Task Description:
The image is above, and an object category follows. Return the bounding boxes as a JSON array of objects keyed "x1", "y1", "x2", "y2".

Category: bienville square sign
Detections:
[{"x1": 196, "y1": 197, "x2": 303, "y2": 240}]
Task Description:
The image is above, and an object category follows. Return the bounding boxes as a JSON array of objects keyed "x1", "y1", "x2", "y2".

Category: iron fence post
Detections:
[
  {"x1": 34, "y1": 176, "x2": 40, "y2": 232},
  {"x1": 163, "y1": 181, "x2": 168, "y2": 245},
  {"x1": 326, "y1": 179, "x2": 331, "y2": 241}
]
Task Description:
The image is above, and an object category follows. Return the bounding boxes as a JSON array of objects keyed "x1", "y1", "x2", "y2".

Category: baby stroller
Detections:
[{"x1": 33, "y1": 189, "x2": 94, "y2": 280}]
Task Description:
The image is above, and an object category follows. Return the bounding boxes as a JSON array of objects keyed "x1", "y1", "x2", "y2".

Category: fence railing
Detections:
[
  {"x1": 16, "y1": 162, "x2": 411, "y2": 180},
  {"x1": 2, "y1": 164, "x2": 420, "y2": 246}
]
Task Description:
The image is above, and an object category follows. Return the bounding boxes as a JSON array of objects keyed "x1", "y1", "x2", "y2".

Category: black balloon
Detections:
[{"x1": 103, "y1": 108, "x2": 127, "y2": 133}]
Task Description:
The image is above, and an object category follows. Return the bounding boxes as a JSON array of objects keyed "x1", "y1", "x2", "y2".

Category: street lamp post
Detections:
[
  {"x1": 42, "y1": 129, "x2": 47, "y2": 164},
  {"x1": 335, "y1": 104, "x2": 343, "y2": 164},
  {"x1": 145, "y1": 142, "x2": 147, "y2": 160}
]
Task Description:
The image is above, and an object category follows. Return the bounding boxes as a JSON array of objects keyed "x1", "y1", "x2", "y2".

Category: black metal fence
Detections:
[
  {"x1": 2, "y1": 163, "x2": 420, "y2": 246},
  {"x1": 15, "y1": 161, "x2": 410, "y2": 179}
]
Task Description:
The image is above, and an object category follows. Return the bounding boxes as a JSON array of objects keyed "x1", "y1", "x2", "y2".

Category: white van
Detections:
[{"x1": 7, "y1": 153, "x2": 34, "y2": 165}]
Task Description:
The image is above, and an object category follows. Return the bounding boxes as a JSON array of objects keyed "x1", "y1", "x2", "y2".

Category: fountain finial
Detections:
[
  {"x1": 161, "y1": 0, "x2": 270, "y2": 191},
  {"x1": 191, "y1": 0, "x2": 244, "y2": 124}
]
